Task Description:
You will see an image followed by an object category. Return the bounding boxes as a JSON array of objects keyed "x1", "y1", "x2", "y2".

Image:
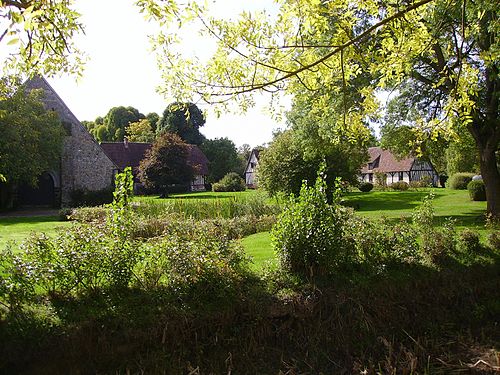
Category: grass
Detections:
[
  {"x1": 344, "y1": 188, "x2": 490, "y2": 236},
  {"x1": 241, "y1": 231, "x2": 275, "y2": 270},
  {"x1": 0, "y1": 215, "x2": 72, "y2": 250}
]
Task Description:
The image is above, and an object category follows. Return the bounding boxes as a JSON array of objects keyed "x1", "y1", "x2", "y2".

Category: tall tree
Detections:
[
  {"x1": 139, "y1": 0, "x2": 500, "y2": 217},
  {"x1": 104, "y1": 106, "x2": 145, "y2": 142},
  {"x1": 0, "y1": 86, "x2": 65, "y2": 206},
  {"x1": 157, "y1": 102, "x2": 206, "y2": 145},
  {"x1": 200, "y1": 137, "x2": 241, "y2": 184},
  {"x1": 138, "y1": 132, "x2": 194, "y2": 195},
  {"x1": 146, "y1": 112, "x2": 160, "y2": 132}
]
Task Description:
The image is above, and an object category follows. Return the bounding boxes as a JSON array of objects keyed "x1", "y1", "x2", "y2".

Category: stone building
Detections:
[{"x1": 22, "y1": 77, "x2": 117, "y2": 206}]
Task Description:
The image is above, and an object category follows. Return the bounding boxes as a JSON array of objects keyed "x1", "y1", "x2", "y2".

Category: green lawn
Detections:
[
  {"x1": 344, "y1": 188, "x2": 488, "y2": 233},
  {"x1": 241, "y1": 231, "x2": 276, "y2": 270},
  {"x1": 0, "y1": 216, "x2": 72, "y2": 250}
]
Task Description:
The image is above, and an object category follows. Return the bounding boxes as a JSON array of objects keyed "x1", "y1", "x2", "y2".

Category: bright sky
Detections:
[{"x1": 45, "y1": 0, "x2": 286, "y2": 148}]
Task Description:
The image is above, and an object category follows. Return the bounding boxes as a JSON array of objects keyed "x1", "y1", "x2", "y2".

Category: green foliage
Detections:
[
  {"x1": 125, "y1": 118, "x2": 156, "y2": 143},
  {"x1": 447, "y1": 173, "x2": 475, "y2": 190},
  {"x1": 0, "y1": 88, "x2": 65, "y2": 187},
  {"x1": 1, "y1": 1, "x2": 85, "y2": 79},
  {"x1": 458, "y1": 229, "x2": 481, "y2": 254},
  {"x1": 467, "y1": 180, "x2": 486, "y2": 201},
  {"x1": 258, "y1": 129, "x2": 366, "y2": 197},
  {"x1": 201, "y1": 138, "x2": 242, "y2": 184},
  {"x1": 374, "y1": 172, "x2": 387, "y2": 188},
  {"x1": 157, "y1": 102, "x2": 205, "y2": 145},
  {"x1": 138, "y1": 132, "x2": 194, "y2": 195},
  {"x1": 271, "y1": 165, "x2": 353, "y2": 278},
  {"x1": 69, "y1": 188, "x2": 114, "y2": 207},
  {"x1": 358, "y1": 182, "x2": 373, "y2": 192},
  {"x1": 446, "y1": 132, "x2": 480, "y2": 176},
  {"x1": 346, "y1": 217, "x2": 420, "y2": 272},
  {"x1": 212, "y1": 172, "x2": 246, "y2": 192},
  {"x1": 488, "y1": 231, "x2": 500, "y2": 251},
  {"x1": 412, "y1": 194, "x2": 456, "y2": 265},
  {"x1": 390, "y1": 181, "x2": 409, "y2": 191},
  {"x1": 87, "y1": 106, "x2": 145, "y2": 142}
]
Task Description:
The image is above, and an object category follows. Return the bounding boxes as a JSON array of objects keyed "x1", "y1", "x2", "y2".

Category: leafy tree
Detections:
[
  {"x1": 146, "y1": 112, "x2": 160, "y2": 132},
  {"x1": 138, "y1": 132, "x2": 194, "y2": 195},
  {"x1": 237, "y1": 143, "x2": 252, "y2": 174},
  {"x1": 259, "y1": 128, "x2": 366, "y2": 197},
  {"x1": 157, "y1": 102, "x2": 206, "y2": 145},
  {"x1": 103, "y1": 106, "x2": 145, "y2": 142},
  {"x1": 140, "y1": 0, "x2": 500, "y2": 217},
  {"x1": 126, "y1": 119, "x2": 156, "y2": 143},
  {"x1": 259, "y1": 130, "x2": 318, "y2": 197},
  {"x1": 445, "y1": 132, "x2": 480, "y2": 176},
  {"x1": 200, "y1": 137, "x2": 241, "y2": 184},
  {"x1": 1, "y1": 0, "x2": 85, "y2": 80},
  {"x1": 94, "y1": 125, "x2": 110, "y2": 142},
  {"x1": 0, "y1": 87, "x2": 65, "y2": 206}
]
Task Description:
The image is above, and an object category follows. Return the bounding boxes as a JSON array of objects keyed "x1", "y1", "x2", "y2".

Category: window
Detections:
[
  {"x1": 398, "y1": 172, "x2": 404, "y2": 181},
  {"x1": 368, "y1": 173, "x2": 373, "y2": 182}
]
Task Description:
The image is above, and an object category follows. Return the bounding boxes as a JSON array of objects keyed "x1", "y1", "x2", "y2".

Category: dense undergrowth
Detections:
[{"x1": 1, "y1": 168, "x2": 499, "y2": 374}]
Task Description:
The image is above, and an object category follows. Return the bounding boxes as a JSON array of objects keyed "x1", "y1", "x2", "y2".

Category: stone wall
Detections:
[{"x1": 25, "y1": 77, "x2": 117, "y2": 206}]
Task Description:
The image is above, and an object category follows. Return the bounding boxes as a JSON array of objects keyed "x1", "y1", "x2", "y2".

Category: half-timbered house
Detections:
[
  {"x1": 360, "y1": 147, "x2": 439, "y2": 186},
  {"x1": 244, "y1": 148, "x2": 260, "y2": 188}
]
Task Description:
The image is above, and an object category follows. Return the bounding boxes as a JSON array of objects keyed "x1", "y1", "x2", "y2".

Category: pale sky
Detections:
[{"x1": 45, "y1": 0, "x2": 287, "y2": 148}]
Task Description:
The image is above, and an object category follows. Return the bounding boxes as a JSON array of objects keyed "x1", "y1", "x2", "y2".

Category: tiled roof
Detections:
[
  {"x1": 100, "y1": 141, "x2": 209, "y2": 175},
  {"x1": 361, "y1": 147, "x2": 415, "y2": 173},
  {"x1": 100, "y1": 142, "x2": 151, "y2": 173},
  {"x1": 187, "y1": 144, "x2": 209, "y2": 175}
]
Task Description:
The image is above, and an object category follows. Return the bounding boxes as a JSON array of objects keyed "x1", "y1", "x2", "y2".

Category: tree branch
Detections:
[{"x1": 201, "y1": 0, "x2": 436, "y2": 99}]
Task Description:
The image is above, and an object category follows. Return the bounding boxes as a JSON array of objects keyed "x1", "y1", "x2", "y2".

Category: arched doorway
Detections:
[{"x1": 17, "y1": 172, "x2": 57, "y2": 207}]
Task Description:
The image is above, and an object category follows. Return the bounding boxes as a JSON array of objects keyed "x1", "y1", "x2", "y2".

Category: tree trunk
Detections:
[{"x1": 479, "y1": 145, "x2": 500, "y2": 218}]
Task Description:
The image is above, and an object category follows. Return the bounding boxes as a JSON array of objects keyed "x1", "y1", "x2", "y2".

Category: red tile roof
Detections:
[
  {"x1": 100, "y1": 142, "x2": 208, "y2": 175},
  {"x1": 361, "y1": 147, "x2": 415, "y2": 173}
]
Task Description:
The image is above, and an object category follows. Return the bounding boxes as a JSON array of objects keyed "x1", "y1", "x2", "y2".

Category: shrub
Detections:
[
  {"x1": 358, "y1": 182, "x2": 373, "y2": 192},
  {"x1": 467, "y1": 180, "x2": 486, "y2": 201},
  {"x1": 69, "y1": 187, "x2": 114, "y2": 207},
  {"x1": 212, "y1": 172, "x2": 246, "y2": 192},
  {"x1": 346, "y1": 216, "x2": 419, "y2": 272},
  {"x1": 374, "y1": 172, "x2": 387, "y2": 188},
  {"x1": 409, "y1": 175, "x2": 433, "y2": 189},
  {"x1": 271, "y1": 166, "x2": 354, "y2": 278},
  {"x1": 447, "y1": 173, "x2": 474, "y2": 190},
  {"x1": 458, "y1": 228, "x2": 481, "y2": 254},
  {"x1": 390, "y1": 181, "x2": 409, "y2": 191},
  {"x1": 68, "y1": 206, "x2": 109, "y2": 223},
  {"x1": 412, "y1": 194, "x2": 456, "y2": 265},
  {"x1": 488, "y1": 231, "x2": 500, "y2": 250}
]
